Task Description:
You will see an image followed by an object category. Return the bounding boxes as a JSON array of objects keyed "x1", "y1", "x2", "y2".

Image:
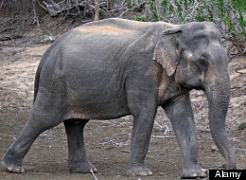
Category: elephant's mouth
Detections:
[
  {"x1": 194, "y1": 86, "x2": 204, "y2": 91},
  {"x1": 181, "y1": 84, "x2": 204, "y2": 91}
]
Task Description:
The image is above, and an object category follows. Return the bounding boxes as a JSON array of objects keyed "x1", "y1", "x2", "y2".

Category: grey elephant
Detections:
[{"x1": 1, "y1": 18, "x2": 236, "y2": 178}]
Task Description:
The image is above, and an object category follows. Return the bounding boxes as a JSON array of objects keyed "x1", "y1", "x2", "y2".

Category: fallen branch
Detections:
[
  {"x1": 99, "y1": 139, "x2": 130, "y2": 147},
  {"x1": 235, "y1": 148, "x2": 246, "y2": 151},
  {"x1": 36, "y1": 0, "x2": 48, "y2": 11},
  {"x1": 235, "y1": 69, "x2": 246, "y2": 74},
  {"x1": 152, "y1": 135, "x2": 175, "y2": 138},
  {"x1": 0, "y1": 34, "x2": 23, "y2": 41}
]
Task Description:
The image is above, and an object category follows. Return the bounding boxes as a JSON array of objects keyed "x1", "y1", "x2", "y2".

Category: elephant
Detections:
[{"x1": 1, "y1": 18, "x2": 236, "y2": 178}]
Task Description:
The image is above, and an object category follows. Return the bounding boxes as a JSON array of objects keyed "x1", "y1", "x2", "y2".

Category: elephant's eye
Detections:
[{"x1": 196, "y1": 58, "x2": 208, "y2": 70}]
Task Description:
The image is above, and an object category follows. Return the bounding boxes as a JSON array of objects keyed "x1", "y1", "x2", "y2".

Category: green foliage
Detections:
[
  {"x1": 135, "y1": 15, "x2": 147, "y2": 22},
  {"x1": 231, "y1": 0, "x2": 246, "y2": 37},
  {"x1": 149, "y1": 0, "x2": 160, "y2": 21},
  {"x1": 127, "y1": 0, "x2": 132, "y2": 8},
  {"x1": 135, "y1": 0, "x2": 246, "y2": 40}
]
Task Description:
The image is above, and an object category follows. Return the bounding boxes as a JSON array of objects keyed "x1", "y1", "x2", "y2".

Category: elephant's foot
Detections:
[
  {"x1": 181, "y1": 164, "x2": 207, "y2": 179},
  {"x1": 68, "y1": 161, "x2": 97, "y2": 173},
  {"x1": 126, "y1": 165, "x2": 153, "y2": 176},
  {"x1": 1, "y1": 157, "x2": 25, "y2": 173}
]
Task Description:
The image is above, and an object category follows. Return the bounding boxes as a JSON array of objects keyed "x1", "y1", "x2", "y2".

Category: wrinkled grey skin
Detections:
[{"x1": 2, "y1": 18, "x2": 236, "y2": 178}]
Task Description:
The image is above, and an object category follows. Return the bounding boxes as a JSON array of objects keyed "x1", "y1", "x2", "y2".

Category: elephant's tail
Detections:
[
  {"x1": 33, "y1": 59, "x2": 43, "y2": 104},
  {"x1": 33, "y1": 45, "x2": 53, "y2": 104},
  {"x1": 34, "y1": 71, "x2": 39, "y2": 104}
]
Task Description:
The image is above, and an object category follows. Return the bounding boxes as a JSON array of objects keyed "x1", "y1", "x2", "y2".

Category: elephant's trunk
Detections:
[{"x1": 204, "y1": 73, "x2": 236, "y2": 169}]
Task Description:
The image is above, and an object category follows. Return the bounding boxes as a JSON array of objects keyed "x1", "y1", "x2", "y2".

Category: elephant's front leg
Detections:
[
  {"x1": 163, "y1": 93, "x2": 207, "y2": 178},
  {"x1": 127, "y1": 100, "x2": 156, "y2": 176}
]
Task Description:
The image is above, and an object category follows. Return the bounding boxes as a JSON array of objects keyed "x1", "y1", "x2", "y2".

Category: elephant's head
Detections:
[{"x1": 154, "y1": 22, "x2": 236, "y2": 168}]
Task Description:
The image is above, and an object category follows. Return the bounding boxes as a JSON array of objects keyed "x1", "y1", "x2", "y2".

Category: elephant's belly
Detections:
[
  {"x1": 64, "y1": 104, "x2": 131, "y2": 120},
  {"x1": 65, "y1": 91, "x2": 131, "y2": 120}
]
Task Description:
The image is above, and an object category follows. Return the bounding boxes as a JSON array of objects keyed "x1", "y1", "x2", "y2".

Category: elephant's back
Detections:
[
  {"x1": 72, "y1": 18, "x2": 176, "y2": 38},
  {"x1": 74, "y1": 18, "x2": 154, "y2": 36}
]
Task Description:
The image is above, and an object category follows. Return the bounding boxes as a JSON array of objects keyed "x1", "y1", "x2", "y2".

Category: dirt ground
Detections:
[{"x1": 0, "y1": 24, "x2": 245, "y2": 180}]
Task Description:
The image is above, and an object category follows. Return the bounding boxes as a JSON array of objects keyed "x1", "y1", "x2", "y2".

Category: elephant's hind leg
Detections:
[
  {"x1": 1, "y1": 97, "x2": 65, "y2": 173},
  {"x1": 64, "y1": 119, "x2": 96, "y2": 173}
]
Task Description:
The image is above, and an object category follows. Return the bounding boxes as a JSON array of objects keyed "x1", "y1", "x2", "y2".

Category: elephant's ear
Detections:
[{"x1": 153, "y1": 27, "x2": 182, "y2": 76}]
